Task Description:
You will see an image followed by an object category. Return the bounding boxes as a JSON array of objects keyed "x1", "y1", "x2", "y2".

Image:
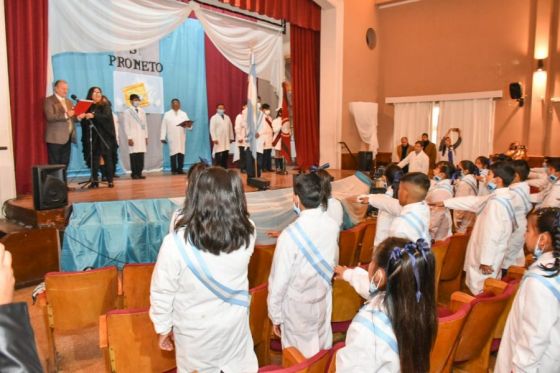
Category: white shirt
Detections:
[
  {"x1": 123, "y1": 106, "x2": 148, "y2": 154},
  {"x1": 531, "y1": 181, "x2": 560, "y2": 209},
  {"x1": 326, "y1": 197, "x2": 344, "y2": 228},
  {"x1": 256, "y1": 112, "x2": 273, "y2": 153},
  {"x1": 389, "y1": 201, "x2": 431, "y2": 243},
  {"x1": 209, "y1": 113, "x2": 234, "y2": 155},
  {"x1": 160, "y1": 109, "x2": 190, "y2": 156},
  {"x1": 235, "y1": 111, "x2": 247, "y2": 148},
  {"x1": 397, "y1": 151, "x2": 429, "y2": 174},
  {"x1": 503, "y1": 181, "x2": 532, "y2": 269},
  {"x1": 426, "y1": 179, "x2": 454, "y2": 241},
  {"x1": 364, "y1": 189, "x2": 401, "y2": 248},
  {"x1": 495, "y1": 252, "x2": 560, "y2": 373},
  {"x1": 453, "y1": 174, "x2": 478, "y2": 233}
]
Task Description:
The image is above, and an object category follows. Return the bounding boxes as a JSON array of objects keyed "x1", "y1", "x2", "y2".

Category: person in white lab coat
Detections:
[
  {"x1": 234, "y1": 105, "x2": 248, "y2": 173},
  {"x1": 427, "y1": 161, "x2": 455, "y2": 241},
  {"x1": 440, "y1": 161, "x2": 517, "y2": 294},
  {"x1": 268, "y1": 172, "x2": 339, "y2": 358},
  {"x1": 495, "y1": 207, "x2": 560, "y2": 373},
  {"x1": 255, "y1": 103, "x2": 273, "y2": 173},
  {"x1": 530, "y1": 157, "x2": 560, "y2": 208},
  {"x1": 335, "y1": 237, "x2": 438, "y2": 373},
  {"x1": 160, "y1": 99, "x2": 191, "y2": 175},
  {"x1": 272, "y1": 108, "x2": 290, "y2": 173},
  {"x1": 502, "y1": 160, "x2": 532, "y2": 271},
  {"x1": 123, "y1": 94, "x2": 148, "y2": 179},
  {"x1": 475, "y1": 156, "x2": 491, "y2": 196},
  {"x1": 209, "y1": 104, "x2": 234, "y2": 169},
  {"x1": 150, "y1": 167, "x2": 258, "y2": 373},
  {"x1": 453, "y1": 160, "x2": 479, "y2": 233},
  {"x1": 397, "y1": 141, "x2": 430, "y2": 175},
  {"x1": 314, "y1": 166, "x2": 344, "y2": 228}
]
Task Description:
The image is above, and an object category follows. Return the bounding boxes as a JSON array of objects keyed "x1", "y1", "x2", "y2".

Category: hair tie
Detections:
[
  {"x1": 199, "y1": 157, "x2": 211, "y2": 166},
  {"x1": 310, "y1": 163, "x2": 330, "y2": 173}
]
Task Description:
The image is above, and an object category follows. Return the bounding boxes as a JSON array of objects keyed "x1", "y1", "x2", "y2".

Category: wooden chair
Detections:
[
  {"x1": 357, "y1": 219, "x2": 377, "y2": 264},
  {"x1": 429, "y1": 303, "x2": 471, "y2": 373},
  {"x1": 259, "y1": 347, "x2": 332, "y2": 373},
  {"x1": 432, "y1": 239, "x2": 450, "y2": 297},
  {"x1": 249, "y1": 244, "x2": 275, "y2": 289},
  {"x1": 327, "y1": 342, "x2": 345, "y2": 373},
  {"x1": 449, "y1": 279, "x2": 517, "y2": 372},
  {"x1": 122, "y1": 263, "x2": 155, "y2": 309},
  {"x1": 504, "y1": 266, "x2": 526, "y2": 281},
  {"x1": 99, "y1": 308, "x2": 176, "y2": 373},
  {"x1": 250, "y1": 283, "x2": 271, "y2": 366},
  {"x1": 438, "y1": 233, "x2": 469, "y2": 304},
  {"x1": 491, "y1": 275, "x2": 523, "y2": 352},
  {"x1": 44, "y1": 266, "x2": 119, "y2": 372},
  {"x1": 331, "y1": 278, "x2": 363, "y2": 336},
  {"x1": 338, "y1": 224, "x2": 366, "y2": 267}
]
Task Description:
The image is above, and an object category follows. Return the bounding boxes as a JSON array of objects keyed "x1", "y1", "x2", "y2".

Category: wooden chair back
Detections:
[
  {"x1": 249, "y1": 244, "x2": 275, "y2": 289},
  {"x1": 250, "y1": 283, "x2": 271, "y2": 366},
  {"x1": 99, "y1": 308, "x2": 175, "y2": 373},
  {"x1": 438, "y1": 233, "x2": 469, "y2": 303},
  {"x1": 357, "y1": 219, "x2": 377, "y2": 264},
  {"x1": 338, "y1": 224, "x2": 366, "y2": 266},
  {"x1": 122, "y1": 263, "x2": 155, "y2": 309},
  {"x1": 432, "y1": 239, "x2": 450, "y2": 296},
  {"x1": 259, "y1": 348, "x2": 331, "y2": 373},
  {"x1": 331, "y1": 278, "x2": 362, "y2": 323},
  {"x1": 327, "y1": 342, "x2": 345, "y2": 373}
]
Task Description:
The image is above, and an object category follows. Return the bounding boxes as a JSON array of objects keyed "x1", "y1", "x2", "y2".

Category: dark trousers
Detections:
[
  {"x1": 92, "y1": 146, "x2": 114, "y2": 182},
  {"x1": 170, "y1": 153, "x2": 184, "y2": 173},
  {"x1": 101, "y1": 146, "x2": 119, "y2": 180},
  {"x1": 130, "y1": 152, "x2": 145, "y2": 178},
  {"x1": 238, "y1": 146, "x2": 246, "y2": 171},
  {"x1": 275, "y1": 157, "x2": 285, "y2": 171},
  {"x1": 47, "y1": 140, "x2": 71, "y2": 182},
  {"x1": 246, "y1": 149, "x2": 262, "y2": 178},
  {"x1": 214, "y1": 150, "x2": 229, "y2": 169},
  {"x1": 263, "y1": 149, "x2": 272, "y2": 171}
]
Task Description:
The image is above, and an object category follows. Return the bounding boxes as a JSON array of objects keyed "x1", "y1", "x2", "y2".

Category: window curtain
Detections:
[
  {"x1": 291, "y1": 24, "x2": 320, "y2": 168},
  {"x1": 438, "y1": 98, "x2": 496, "y2": 162},
  {"x1": 5, "y1": 0, "x2": 49, "y2": 194},
  {"x1": 392, "y1": 102, "x2": 433, "y2": 161}
]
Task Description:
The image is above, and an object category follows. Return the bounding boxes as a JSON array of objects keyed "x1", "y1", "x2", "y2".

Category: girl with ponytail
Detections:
[
  {"x1": 336, "y1": 237, "x2": 438, "y2": 372},
  {"x1": 453, "y1": 160, "x2": 479, "y2": 233},
  {"x1": 495, "y1": 207, "x2": 560, "y2": 373}
]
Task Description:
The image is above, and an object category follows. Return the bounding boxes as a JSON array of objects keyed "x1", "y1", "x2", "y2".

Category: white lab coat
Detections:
[
  {"x1": 150, "y1": 229, "x2": 258, "y2": 373},
  {"x1": 426, "y1": 179, "x2": 454, "y2": 241},
  {"x1": 389, "y1": 201, "x2": 431, "y2": 243},
  {"x1": 531, "y1": 182, "x2": 560, "y2": 209},
  {"x1": 444, "y1": 188, "x2": 516, "y2": 294},
  {"x1": 477, "y1": 169, "x2": 490, "y2": 196},
  {"x1": 342, "y1": 266, "x2": 371, "y2": 300},
  {"x1": 124, "y1": 106, "x2": 148, "y2": 153},
  {"x1": 256, "y1": 112, "x2": 273, "y2": 154},
  {"x1": 365, "y1": 188, "x2": 401, "y2": 248},
  {"x1": 495, "y1": 252, "x2": 560, "y2": 373},
  {"x1": 503, "y1": 181, "x2": 532, "y2": 269},
  {"x1": 235, "y1": 112, "x2": 247, "y2": 148},
  {"x1": 527, "y1": 167, "x2": 549, "y2": 190},
  {"x1": 336, "y1": 293, "x2": 400, "y2": 373},
  {"x1": 453, "y1": 174, "x2": 478, "y2": 233},
  {"x1": 326, "y1": 197, "x2": 344, "y2": 228},
  {"x1": 160, "y1": 109, "x2": 190, "y2": 156},
  {"x1": 268, "y1": 207, "x2": 339, "y2": 358},
  {"x1": 397, "y1": 151, "x2": 429, "y2": 175},
  {"x1": 209, "y1": 113, "x2": 234, "y2": 155}
]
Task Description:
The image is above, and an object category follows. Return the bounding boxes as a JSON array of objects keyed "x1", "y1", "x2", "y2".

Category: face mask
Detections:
[
  {"x1": 548, "y1": 174, "x2": 558, "y2": 183},
  {"x1": 534, "y1": 234, "x2": 544, "y2": 258},
  {"x1": 487, "y1": 181, "x2": 497, "y2": 192},
  {"x1": 132, "y1": 101, "x2": 140, "y2": 108},
  {"x1": 292, "y1": 201, "x2": 301, "y2": 216},
  {"x1": 217, "y1": 109, "x2": 225, "y2": 115},
  {"x1": 369, "y1": 270, "x2": 381, "y2": 295},
  {"x1": 257, "y1": 102, "x2": 262, "y2": 109},
  {"x1": 242, "y1": 108, "x2": 247, "y2": 115},
  {"x1": 264, "y1": 109, "x2": 271, "y2": 116},
  {"x1": 434, "y1": 175, "x2": 442, "y2": 182}
]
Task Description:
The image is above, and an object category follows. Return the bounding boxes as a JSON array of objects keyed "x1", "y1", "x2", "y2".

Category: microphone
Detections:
[{"x1": 70, "y1": 94, "x2": 78, "y2": 102}]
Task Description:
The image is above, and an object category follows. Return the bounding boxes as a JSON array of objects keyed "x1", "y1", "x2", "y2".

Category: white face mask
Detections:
[
  {"x1": 534, "y1": 234, "x2": 544, "y2": 258},
  {"x1": 369, "y1": 270, "x2": 382, "y2": 296},
  {"x1": 264, "y1": 109, "x2": 271, "y2": 116},
  {"x1": 132, "y1": 101, "x2": 140, "y2": 108}
]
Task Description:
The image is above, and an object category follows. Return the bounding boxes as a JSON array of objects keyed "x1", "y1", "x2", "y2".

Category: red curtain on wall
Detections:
[
  {"x1": 219, "y1": 0, "x2": 321, "y2": 31},
  {"x1": 290, "y1": 24, "x2": 320, "y2": 168},
  {"x1": 204, "y1": 35, "x2": 248, "y2": 127},
  {"x1": 5, "y1": 0, "x2": 49, "y2": 195}
]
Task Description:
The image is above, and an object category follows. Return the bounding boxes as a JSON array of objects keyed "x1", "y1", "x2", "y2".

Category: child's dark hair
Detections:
[
  {"x1": 548, "y1": 157, "x2": 560, "y2": 172},
  {"x1": 374, "y1": 237, "x2": 438, "y2": 373},
  {"x1": 294, "y1": 172, "x2": 323, "y2": 209},
  {"x1": 489, "y1": 161, "x2": 515, "y2": 187},
  {"x1": 435, "y1": 161, "x2": 455, "y2": 179},
  {"x1": 532, "y1": 208, "x2": 560, "y2": 277},
  {"x1": 476, "y1": 156, "x2": 490, "y2": 169},
  {"x1": 512, "y1": 160, "x2": 530, "y2": 181},
  {"x1": 385, "y1": 164, "x2": 403, "y2": 199},
  {"x1": 460, "y1": 160, "x2": 479, "y2": 176},
  {"x1": 401, "y1": 172, "x2": 431, "y2": 194},
  {"x1": 176, "y1": 167, "x2": 254, "y2": 255},
  {"x1": 314, "y1": 169, "x2": 332, "y2": 210},
  {"x1": 174, "y1": 162, "x2": 209, "y2": 231}
]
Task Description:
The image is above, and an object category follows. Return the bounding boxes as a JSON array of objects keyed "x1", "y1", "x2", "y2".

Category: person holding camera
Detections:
[{"x1": 439, "y1": 127, "x2": 462, "y2": 165}]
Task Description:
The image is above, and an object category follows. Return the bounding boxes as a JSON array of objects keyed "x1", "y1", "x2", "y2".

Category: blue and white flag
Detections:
[{"x1": 246, "y1": 54, "x2": 258, "y2": 158}]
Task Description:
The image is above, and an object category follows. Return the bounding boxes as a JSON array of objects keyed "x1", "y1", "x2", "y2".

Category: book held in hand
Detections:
[
  {"x1": 74, "y1": 100, "x2": 94, "y2": 116},
  {"x1": 177, "y1": 120, "x2": 193, "y2": 128}
]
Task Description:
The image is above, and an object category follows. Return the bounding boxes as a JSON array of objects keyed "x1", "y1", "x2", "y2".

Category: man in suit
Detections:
[
  {"x1": 43, "y1": 80, "x2": 83, "y2": 181},
  {"x1": 421, "y1": 132, "x2": 437, "y2": 172},
  {"x1": 394, "y1": 136, "x2": 413, "y2": 173}
]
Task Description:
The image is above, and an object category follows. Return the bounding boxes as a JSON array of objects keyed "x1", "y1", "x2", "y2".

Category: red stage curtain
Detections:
[
  {"x1": 220, "y1": 0, "x2": 320, "y2": 31},
  {"x1": 5, "y1": 0, "x2": 49, "y2": 195},
  {"x1": 204, "y1": 36, "x2": 248, "y2": 126},
  {"x1": 290, "y1": 24, "x2": 320, "y2": 168}
]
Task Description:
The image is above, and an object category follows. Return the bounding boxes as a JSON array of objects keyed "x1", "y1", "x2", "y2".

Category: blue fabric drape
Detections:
[
  {"x1": 61, "y1": 199, "x2": 179, "y2": 271},
  {"x1": 160, "y1": 18, "x2": 211, "y2": 170}
]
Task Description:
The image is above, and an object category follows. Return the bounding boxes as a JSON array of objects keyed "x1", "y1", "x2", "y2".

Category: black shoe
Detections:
[
  {"x1": 88, "y1": 181, "x2": 99, "y2": 189},
  {"x1": 108, "y1": 182, "x2": 114, "y2": 188},
  {"x1": 171, "y1": 171, "x2": 178, "y2": 175},
  {"x1": 131, "y1": 175, "x2": 139, "y2": 179},
  {"x1": 138, "y1": 175, "x2": 146, "y2": 179},
  {"x1": 177, "y1": 170, "x2": 186, "y2": 175},
  {"x1": 114, "y1": 175, "x2": 120, "y2": 179}
]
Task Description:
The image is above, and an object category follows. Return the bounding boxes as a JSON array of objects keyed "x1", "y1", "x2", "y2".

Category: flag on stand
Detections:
[
  {"x1": 246, "y1": 55, "x2": 258, "y2": 158},
  {"x1": 280, "y1": 82, "x2": 291, "y2": 161}
]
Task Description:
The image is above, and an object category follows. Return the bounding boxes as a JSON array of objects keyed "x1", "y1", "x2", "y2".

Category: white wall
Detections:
[{"x1": 0, "y1": 0, "x2": 18, "y2": 216}]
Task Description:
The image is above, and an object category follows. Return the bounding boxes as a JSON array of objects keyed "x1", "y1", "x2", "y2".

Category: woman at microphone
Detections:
[{"x1": 81, "y1": 87, "x2": 118, "y2": 188}]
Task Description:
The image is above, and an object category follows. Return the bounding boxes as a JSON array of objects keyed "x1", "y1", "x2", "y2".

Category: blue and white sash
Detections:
[
  {"x1": 287, "y1": 221, "x2": 334, "y2": 285},
  {"x1": 128, "y1": 108, "x2": 146, "y2": 130},
  {"x1": 173, "y1": 234, "x2": 250, "y2": 308},
  {"x1": 353, "y1": 309, "x2": 398, "y2": 354},
  {"x1": 524, "y1": 272, "x2": 560, "y2": 301},
  {"x1": 462, "y1": 177, "x2": 478, "y2": 195},
  {"x1": 398, "y1": 210, "x2": 429, "y2": 241},
  {"x1": 511, "y1": 186, "x2": 532, "y2": 214},
  {"x1": 478, "y1": 195, "x2": 518, "y2": 231},
  {"x1": 433, "y1": 182, "x2": 454, "y2": 196}
]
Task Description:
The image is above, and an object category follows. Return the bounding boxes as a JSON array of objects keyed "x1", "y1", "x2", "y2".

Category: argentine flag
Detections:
[{"x1": 246, "y1": 55, "x2": 258, "y2": 158}]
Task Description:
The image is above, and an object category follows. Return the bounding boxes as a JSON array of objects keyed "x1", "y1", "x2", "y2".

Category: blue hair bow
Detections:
[
  {"x1": 389, "y1": 239, "x2": 431, "y2": 303},
  {"x1": 310, "y1": 163, "x2": 330, "y2": 172}
]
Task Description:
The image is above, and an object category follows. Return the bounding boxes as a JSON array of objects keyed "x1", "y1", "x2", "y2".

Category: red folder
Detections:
[{"x1": 74, "y1": 100, "x2": 94, "y2": 116}]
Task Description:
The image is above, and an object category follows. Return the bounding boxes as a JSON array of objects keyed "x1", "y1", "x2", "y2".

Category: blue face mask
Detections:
[
  {"x1": 217, "y1": 109, "x2": 225, "y2": 115},
  {"x1": 434, "y1": 175, "x2": 442, "y2": 182},
  {"x1": 487, "y1": 181, "x2": 497, "y2": 192},
  {"x1": 534, "y1": 234, "x2": 544, "y2": 258},
  {"x1": 368, "y1": 271, "x2": 381, "y2": 296},
  {"x1": 292, "y1": 202, "x2": 301, "y2": 216},
  {"x1": 548, "y1": 174, "x2": 558, "y2": 183}
]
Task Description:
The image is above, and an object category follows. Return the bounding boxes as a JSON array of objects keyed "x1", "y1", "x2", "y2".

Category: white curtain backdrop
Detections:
[
  {"x1": 392, "y1": 102, "x2": 433, "y2": 161},
  {"x1": 349, "y1": 102, "x2": 379, "y2": 154},
  {"x1": 48, "y1": 0, "x2": 285, "y2": 95},
  {"x1": 438, "y1": 98, "x2": 495, "y2": 163}
]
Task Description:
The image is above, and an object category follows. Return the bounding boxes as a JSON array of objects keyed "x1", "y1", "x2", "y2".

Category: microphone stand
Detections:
[{"x1": 78, "y1": 117, "x2": 111, "y2": 189}]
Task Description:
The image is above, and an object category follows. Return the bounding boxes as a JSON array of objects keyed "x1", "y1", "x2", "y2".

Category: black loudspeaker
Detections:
[
  {"x1": 357, "y1": 151, "x2": 373, "y2": 171},
  {"x1": 32, "y1": 165, "x2": 68, "y2": 210},
  {"x1": 509, "y1": 82, "x2": 524, "y2": 107}
]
